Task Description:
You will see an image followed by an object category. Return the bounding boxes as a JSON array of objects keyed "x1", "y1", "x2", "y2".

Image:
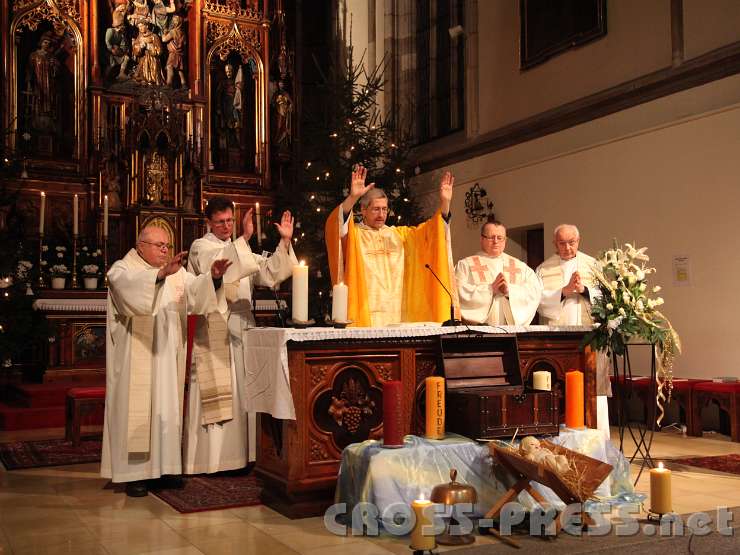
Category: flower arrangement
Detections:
[
  {"x1": 44, "y1": 245, "x2": 71, "y2": 279},
  {"x1": 79, "y1": 245, "x2": 103, "y2": 277},
  {"x1": 584, "y1": 241, "x2": 681, "y2": 424}
]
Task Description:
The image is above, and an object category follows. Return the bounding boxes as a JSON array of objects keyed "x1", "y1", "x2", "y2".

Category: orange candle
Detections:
[
  {"x1": 565, "y1": 370, "x2": 584, "y2": 428},
  {"x1": 425, "y1": 377, "x2": 445, "y2": 439}
]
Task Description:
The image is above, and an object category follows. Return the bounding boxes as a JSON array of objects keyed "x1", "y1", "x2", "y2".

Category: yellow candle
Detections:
[
  {"x1": 39, "y1": 192, "x2": 45, "y2": 234},
  {"x1": 650, "y1": 462, "x2": 672, "y2": 514},
  {"x1": 533, "y1": 370, "x2": 551, "y2": 391},
  {"x1": 331, "y1": 282, "x2": 348, "y2": 322},
  {"x1": 103, "y1": 195, "x2": 109, "y2": 237},
  {"x1": 410, "y1": 499, "x2": 436, "y2": 551},
  {"x1": 292, "y1": 260, "x2": 308, "y2": 322},
  {"x1": 425, "y1": 377, "x2": 445, "y2": 439}
]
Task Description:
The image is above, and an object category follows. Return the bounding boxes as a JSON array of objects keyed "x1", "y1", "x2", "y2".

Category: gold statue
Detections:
[
  {"x1": 144, "y1": 152, "x2": 168, "y2": 204},
  {"x1": 132, "y1": 21, "x2": 164, "y2": 85}
]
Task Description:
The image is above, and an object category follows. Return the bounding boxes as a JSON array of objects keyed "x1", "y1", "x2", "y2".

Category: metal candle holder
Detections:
[
  {"x1": 38, "y1": 232, "x2": 45, "y2": 288},
  {"x1": 71, "y1": 234, "x2": 79, "y2": 288},
  {"x1": 103, "y1": 234, "x2": 109, "y2": 287}
]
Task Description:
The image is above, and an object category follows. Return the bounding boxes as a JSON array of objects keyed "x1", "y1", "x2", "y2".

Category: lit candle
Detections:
[
  {"x1": 565, "y1": 370, "x2": 584, "y2": 428},
  {"x1": 255, "y1": 202, "x2": 262, "y2": 249},
  {"x1": 410, "y1": 499, "x2": 436, "y2": 551},
  {"x1": 650, "y1": 462, "x2": 672, "y2": 514},
  {"x1": 103, "y1": 195, "x2": 109, "y2": 237},
  {"x1": 232, "y1": 202, "x2": 238, "y2": 241},
  {"x1": 425, "y1": 377, "x2": 445, "y2": 439},
  {"x1": 533, "y1": 370, "x2": 551, "y2": 391},
  {"x1": 39, "y1": 192, "x2": 46, "y2": 234},
  {"x1": 331, "y1": 282, "x2": 348, "y2": 323},
  {"x1": 292, "y1": 260, "x2": 308, "y2": 322},
  {"x1": 73, "y1": 194, "x2": 79, "y2": 235}
]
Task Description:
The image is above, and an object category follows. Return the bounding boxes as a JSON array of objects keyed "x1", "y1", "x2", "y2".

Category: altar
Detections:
[{"x1": 246, "y1": 325, "x2": 597, "y2": 518}]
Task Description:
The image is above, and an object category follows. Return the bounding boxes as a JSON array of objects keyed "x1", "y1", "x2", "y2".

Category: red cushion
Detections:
[
  {"x1": 694, "y1": 382, "x2": 740, "y2": 393},
  {"x1": 67, "y1": 386, "x2": 106, "y2": 399},
  {"x1": 670, "y1": 379, "x2": 710, "y2": 391}
]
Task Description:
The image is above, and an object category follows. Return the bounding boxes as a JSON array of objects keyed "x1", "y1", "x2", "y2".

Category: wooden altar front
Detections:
[{"x1": 254, "y1": 328, "x2": 596, "y2": 519}]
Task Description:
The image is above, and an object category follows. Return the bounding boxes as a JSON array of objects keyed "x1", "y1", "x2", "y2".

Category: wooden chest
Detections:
[{"x1": 440, "y1": 334, "x2": 560, "y2": 439}]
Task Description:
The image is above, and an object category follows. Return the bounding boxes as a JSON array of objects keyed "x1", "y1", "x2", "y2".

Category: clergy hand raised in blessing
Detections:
[
  {"x1": 563, "y1": 271, "x2": 585, "y2": 296},
  {"x1": 492, "y1": 272, "x2": 508, "y2": 296},
  {"x1": 439, "y1": 171, "x2": 454, "y2": 216},
  {"x1": 210, "y1": 258, "x2": 232, "y2": 279},
  {"x1": 157, "y1": 251, "x2": 188, "y2": 280},
  {"x1": 241, "y1": 207, "x2": 254, "y2": 241},
  {"x1": 274, "y1": 210, "x2": 294, "y2": 246},
  {"x1": 341, "y1": 164, "x2": 376, "y2": 214}
]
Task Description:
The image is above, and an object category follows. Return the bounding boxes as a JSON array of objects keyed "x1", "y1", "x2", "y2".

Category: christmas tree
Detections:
[{"x1": 277, "y1": 55, "x2": 420, "y2": 321}]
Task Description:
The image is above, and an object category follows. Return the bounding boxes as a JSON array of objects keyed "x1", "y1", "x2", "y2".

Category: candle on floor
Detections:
[
  {"x1": 39, "y1": 192, "x2": 45, "y2": 234},
  {"x1": 410, "y1": 499, "x2": 436, "y2": 551},
  {"x1": 565, "y1": 370, "x2": 584, "y2": 428},
  {"x1": 650, "y1": 462, "x2": 672, "y2": 515},
  {"x1": 331, "y1": 282, "x2": 348, "y2": 322},
  {"x1": 425, "y1": 377, "x2": 445, "y2": 439},
  {"x1": 291, "y1": 260, "x2": 308, "y2": 322},
  {"x1": 533, "y1": 370, "x2": 551, "y2": 391},
  {"x1": 382, "y1": 381, "x2": 404, "y2": 447}
]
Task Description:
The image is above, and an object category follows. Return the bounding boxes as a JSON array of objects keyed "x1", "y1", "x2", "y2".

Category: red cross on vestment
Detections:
[
  {"x1": 470, "y1": 256, "x2": 489, "y2": 282},
  {"x1": 503, "y1": 258, "x2": 522, "y2": 284}
]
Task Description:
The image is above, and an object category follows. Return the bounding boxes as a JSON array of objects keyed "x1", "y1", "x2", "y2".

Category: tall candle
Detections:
[
  {"x1": 410, "y1": 499, "x2": 436, "y2": 550},
  {"x1": 39, "y1": 192, "x2": 46, "y2": 234},
  {"x1": 533, "y1": 370, "x2": 551, "y2": 391},
  {"x1": 232, "y1": 202, "x2": 238, "y2": 241},
  {"x1": 425, "y1": 377, "x2": 445, "y2": 439},
  {"x1": 103, "y1": 195, "x2": 109, "y2": 237},
  {"x1": 331, "y1": 282, "x2": 348, "y2": 322},
  {"x1": 73, "y1": 194, "x2": 79, "y2": 235},
  {"x1": 650, "y1": 462, "x2": 672, "y2": 514},
  {"x1": 292, "y1": 260, "x2": 308, "y2": 322},
  {"x1": 382, "y1": 381, "x2": 404, "y2": 447},
  {"x1": 255, "y1": 202, "x2": 262, "y2": 248},
  {"x1": 565, "y1": 370, "x2": 584, "y2": 428}
]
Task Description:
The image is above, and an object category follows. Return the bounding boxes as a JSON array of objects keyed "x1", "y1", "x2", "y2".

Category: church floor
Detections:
[{"x1": 1, "y1": 428, "x2": 739, "y2": 555}]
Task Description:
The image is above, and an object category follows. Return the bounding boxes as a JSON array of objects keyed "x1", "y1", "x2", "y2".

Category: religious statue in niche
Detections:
[
  {"x1": 132, "y1": 21, "x2": 164, "y2": 85},
  {"x1": 105, "y1": 16, "x2": 131, "y2": 81},
  {"x1": 272, "y1": 81, "x2": 293, "y2": 155},
  {"x1": 25, "y1": 32, "x2": 61, "y2": 136},
  {"x1": 144, "y1": 152, "x2": 168, "y2": 204},
  {"x1": 128, "y1": 0, "x2": 151, "y2": 27},
  {"x1": 161, "y1": 15, "x2": 187, "y2": 88},
  {"x1": 151, "y1": 0, "x2": 177, "y2": 34},
  {"x1": 101, "y1": 155, "x2": 124, "y2": 209},
  {"x1": 181, "y1": 165, "x2": 200, "y2": 212}
]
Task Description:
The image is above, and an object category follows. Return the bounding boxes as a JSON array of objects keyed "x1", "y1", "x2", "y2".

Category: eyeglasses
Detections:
[
  {"x1": 481, "y1": 235, "x2": 505, "y2": 242},
  {"x1": 367, "y1": 207, "x2": 388, "y2": 215},
  {"x1": 139, "y1": 240, "x2": 173, "y2": 250},
  {"x1": 211, "y1": 218, "x2": 234, "y2": 226}
]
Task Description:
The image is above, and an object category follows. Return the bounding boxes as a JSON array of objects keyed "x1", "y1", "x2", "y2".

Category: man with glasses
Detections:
[
  {"x1": 184, "y1": 195, "x2": 297, "y2": 474},
  {"x1": 456, "y1": 220, "x2": 542, "y2": 325},
  {"x1": 536, "y1": 224, "x2": 611, "y2": 440},
  {"x1": 325, "y1": 164, "x2": 457, "y2": 327},
  {"x1": 102, "y1": 225, "x2": 232, "y2": 497}
]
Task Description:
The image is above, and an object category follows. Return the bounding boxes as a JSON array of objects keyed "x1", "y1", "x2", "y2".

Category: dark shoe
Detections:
[
  {"x1": 125, "y1": 481, "x2": 148, "y2": 497},
  {"x1": 159, "y1": 475, "x2": 185, "y2": 489}
]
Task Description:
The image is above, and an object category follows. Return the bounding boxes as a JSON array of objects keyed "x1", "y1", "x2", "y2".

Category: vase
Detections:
[
  {"x1": 83, "y1": 277, "x2": 98, "y2": 290},
  {"x1": 51, "y1": 277, "x2": 66, "y2": 290}
]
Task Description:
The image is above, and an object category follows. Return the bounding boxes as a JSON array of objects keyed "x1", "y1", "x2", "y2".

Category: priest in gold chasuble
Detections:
[{"x1": 326, "y1": 165, "x2": 457, "y2": 327}]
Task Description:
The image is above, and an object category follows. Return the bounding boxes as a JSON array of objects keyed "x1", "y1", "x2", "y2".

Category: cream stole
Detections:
[
  {"x1": 192, "y1": 312, "x2": 233, "y2": 425},
  {"x1": 539, "y1": 253, "x2": 595, "y2": 325}
]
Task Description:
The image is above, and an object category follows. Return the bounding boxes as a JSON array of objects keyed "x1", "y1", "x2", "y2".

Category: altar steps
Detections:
[{"x1": 0, "y1": 381, "x2": 104, "y2": 431}]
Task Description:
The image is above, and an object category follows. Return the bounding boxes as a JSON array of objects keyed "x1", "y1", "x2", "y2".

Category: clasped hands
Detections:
[
  {"x1": 492, "y1": 272, "x2": 509, "y2": 296},
  {"x1": 562, "y1": 271, "x2": 585, "y2": 296}
]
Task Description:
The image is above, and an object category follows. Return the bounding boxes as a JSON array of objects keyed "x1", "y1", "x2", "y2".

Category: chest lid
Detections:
[{"x1": 439, "y1": 334, "x2": 522, "y2": 390}]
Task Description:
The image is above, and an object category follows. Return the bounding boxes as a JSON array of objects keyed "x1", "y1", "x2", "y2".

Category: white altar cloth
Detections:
[{"x1": 244, "y1": 325, "x2": 592, "y2": 420}]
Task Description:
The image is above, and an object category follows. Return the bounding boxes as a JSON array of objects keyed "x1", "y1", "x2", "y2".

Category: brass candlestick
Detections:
[
  {"x1": 38, "y1": 233, "x2": 46, "y2": 288},
  {"x1": 103, "y1": 234, "x2": 109, "y2": 287},
  {"x1": 71, "y1": 234, "x2": 79, "y2": 288}
]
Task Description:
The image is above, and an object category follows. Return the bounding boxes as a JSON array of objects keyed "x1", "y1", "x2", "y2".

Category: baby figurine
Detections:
[{"x1": 519, "y1": 436, "x2": 570, "y2": 474}]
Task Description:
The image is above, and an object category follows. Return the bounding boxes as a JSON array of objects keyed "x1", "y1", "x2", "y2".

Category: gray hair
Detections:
[
  {"x1": 359, "y1": 188, "x2": 387, "y2": 209},
  {"x1": 553, "y1": 224, "x2": 580, "y2": 239}
]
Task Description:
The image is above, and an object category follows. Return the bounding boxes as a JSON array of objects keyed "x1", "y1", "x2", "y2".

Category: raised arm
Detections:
[
  {"x1": 340, "y1": 164, "x2": 375, "y2": 215},
  {"x1": 439, "y1": 171, "x2": 454, "y2": 218}
]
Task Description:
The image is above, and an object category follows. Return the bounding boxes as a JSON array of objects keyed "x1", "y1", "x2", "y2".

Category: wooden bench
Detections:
[
  {"x1": 65, "y1": 386, "x2": 106, "y2": 445},
  {"x1": 690, "y1": 382, "x2": 740, "y2": 442}
]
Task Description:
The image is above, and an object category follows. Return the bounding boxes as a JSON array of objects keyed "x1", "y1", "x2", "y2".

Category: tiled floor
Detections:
[{"x1": 1, "y1": 427, "x2": 739, "y2": 555}]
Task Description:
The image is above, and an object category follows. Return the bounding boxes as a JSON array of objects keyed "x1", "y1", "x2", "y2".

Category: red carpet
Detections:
[
  {"x1": 672, "y1": 454, "x2": 740, "y2": 476},
  {"x1": 0, "y1": 438, "x2": 101, "y2": 470},
  {"x1": 151, "y1": 473, "x2": 263, "y2": 513}
]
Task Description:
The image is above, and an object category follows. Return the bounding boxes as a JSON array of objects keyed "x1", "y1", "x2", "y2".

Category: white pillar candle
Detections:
[
  {"x1": 533, "y1": 371, "x2": 551, "y2": 391},
  {"x1": 232, "y1": 202, "x2": 238, "y2": 241},
  {"x1": 103, "y1": 195, "x2": 109, "y2": 237},
  {"x1": 39, "y1": 192, "x2": 46, "y2": 234},
  {"x1": 255, "y1": 202, "x2": 262, "y2": 248},
  {"x1": 331, "y1": 282, "x2": 349, "y2": 322},
  {"x1": 292, "y1": 260, "x2": 308, "y2": 322},
  {"x1": 73, "y1": 194, "x2": 79, "y2": 235}
]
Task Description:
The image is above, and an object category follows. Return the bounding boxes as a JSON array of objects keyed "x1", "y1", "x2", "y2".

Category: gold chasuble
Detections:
[{"x1": 325, "y1": 205, "x2": 457, "y2": 327}]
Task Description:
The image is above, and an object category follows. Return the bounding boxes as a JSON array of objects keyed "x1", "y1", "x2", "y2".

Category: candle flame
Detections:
[
  {"x1": 41, "y1": 192, "x2": 45, "y2": 197},
  {"x1": 299, "y1": 260, "x2": 305, "y2": 266},
  {"x1": 658, "y1": 462, "x2": 664, "y2": 470}
]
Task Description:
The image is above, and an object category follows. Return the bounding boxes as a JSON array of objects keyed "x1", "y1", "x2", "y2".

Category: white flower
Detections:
[
  {"x1": 635, "y1": 269, "x2": 645, "y2": 280},
  {"x1": 57, "y1": 252, "x2": 63, "y2": 258},
  {"x1": 623, "y1": 291, "x2": 631, "y2": 303},
  {"x1": 618, "y1": 307, "x2": 626, "y2": 316},
  {"x1": 654, "y1": 297, "x2": 664, "y2": 306},
  {"x1": 82, "y1": 246, "x2": 88, "y2": 251},
  {"x1": 653, "y1": 285, "x2": 661, "y2": 293},
  {"x1": 82, "y1": 264, "x2": 99, "y2": 275},
  {"x1": 607, "y1": 316, "x2": 624, "y2": 330},
  {"x1": 40, "y1": 260, "x2": 48, "y2": 266},
  {"x1": 636, "y1": 300, "x2": 644, "y2": 311},
  {"x1": 41, "y1": 245, "x2": 49, "y2": 252},
  {"x1": 611, "y1": 281, "x2": 618, "y2": 289},
  {"x1": 627, "y1": 275, "x2": 636, "y2": 286},
  {"x1": 606, "y1": 303, "x2": 614, "y2": 310}
]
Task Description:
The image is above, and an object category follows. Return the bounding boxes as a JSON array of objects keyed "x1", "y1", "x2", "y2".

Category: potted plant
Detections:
[
  {"x1": 79, "y1": 246, "x2": 103, "y2": 289},
  {"x1": 48, "y1": 245, "x2": 70, "y2": 289}
]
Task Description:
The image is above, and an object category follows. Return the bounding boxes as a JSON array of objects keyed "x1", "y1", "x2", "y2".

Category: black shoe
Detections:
[
  {"x1": 159, "y1": 475, "x2": 185, "y2": 489},
  {"x1": 125, "y1": 481, "x2": 148, "y2": 497}
]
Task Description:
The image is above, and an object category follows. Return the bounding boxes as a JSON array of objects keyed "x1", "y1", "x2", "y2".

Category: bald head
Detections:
[
  {"x1": 136, "y1": 226, "x2": 171, "y2": 267},
  {"x1": 553, "y1": 224, "x2": 580, "y2": 260}
]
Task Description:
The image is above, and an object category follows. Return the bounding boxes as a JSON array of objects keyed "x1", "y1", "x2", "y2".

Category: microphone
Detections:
[{"x1": 424, "y1": 263, "x2": 462, "y2": 327}]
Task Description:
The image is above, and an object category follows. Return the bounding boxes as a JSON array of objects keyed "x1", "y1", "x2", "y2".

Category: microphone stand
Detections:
[
  {"x1": 272, "y1": 285, "x2": 286, "y2": 328},
  {"x1": 424, "y1": 263, "x2": 462, "y2": 327}
]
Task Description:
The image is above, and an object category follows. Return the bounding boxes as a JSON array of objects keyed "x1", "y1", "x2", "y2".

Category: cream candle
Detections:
[
  {"x1": 650, "y1": 462, "x2": 672, "y2": 514},
  {"x1": 331, "y1": 282, "x2": 348, "y2": 322},
  {"x1": 533, "y1": 370, "x2": 551, "y2": 391},
  {"x1": 73, "y1": 194, "x2": 79, "y2": 235},
  {"x1": 39, "y1": 192, "x2": 45, "y2": 234},
  {"x1": 410, "y1": 499, "x2": 436, "y2": 551},
  {"x1": 232, "y1": 202, "x2": 238, "y2": 241},
  {"x1": 292, "y1": 260, "x2": 308, "y2": 322},
  {"x1": 103, "y1": 195, "x2": 109, "y2": 237},
  {"x1": 255, "y1": 202, "x2": 262, "y2": 248}
]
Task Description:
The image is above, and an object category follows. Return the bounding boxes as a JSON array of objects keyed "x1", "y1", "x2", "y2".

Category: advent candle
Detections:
[
  {"x1": 533, "y1": 370, "x2": 551, "y2": 391},
  {"x1": 103, "y1": 195, "x2": 109, "y2": 237},
  {"x1": 232, "y1": 202, "x2": 238, "y2": 241},
  {"x1": 410, "y1": 499, "x2": 436, "y2": 551},
  {"x1": 255, "y1": 202, "x2": 262, "y2": 248},
  {"x1": 39, "y1": 192, "x2": 46, "y2": 234},
  {"x1": 425, "y1": 377, "x2": 445, "y2": 439},
  {"x1": 565, "y1": 370, "x2": 584, "y2": 428},
  {"x1": 650, "y1": 462, "x2": 672, "y2": 515},
  {"x1": 382, "y1": 381, "x2": 404, "y2": 447},
  {"x1": 331, "y1": 282, "x2": 348, "y2": 322},
  {"x1": 72, "y1": 194, "x2": 79, "y2": 235},
  {"x1": 292, "y1": 260, "x2": 308, "y2": 322}
]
